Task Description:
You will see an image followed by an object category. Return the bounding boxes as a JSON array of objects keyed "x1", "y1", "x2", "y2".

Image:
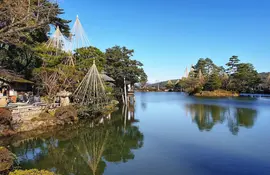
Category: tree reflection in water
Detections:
[
  {"x1": 8, "y1": 106, "x2": 144, "y2": 175},
  {"x1": 185, "y1": 103, "x2": 257, "y2": 135}
]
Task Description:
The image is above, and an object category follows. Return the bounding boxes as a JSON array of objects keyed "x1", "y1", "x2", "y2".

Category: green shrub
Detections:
[{"x1": 9, "y1": 169, "x2": 56, "y2": 175}]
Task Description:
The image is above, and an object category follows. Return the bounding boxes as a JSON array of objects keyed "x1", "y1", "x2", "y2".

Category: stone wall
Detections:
[{"x1": 11, "y1": 106, "x2": 44, "y2": 122}]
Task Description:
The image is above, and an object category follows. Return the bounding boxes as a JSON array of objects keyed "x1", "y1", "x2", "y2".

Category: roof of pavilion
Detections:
[{"x1": 0, "y1": 68, "x2": 34, "y2": 84}]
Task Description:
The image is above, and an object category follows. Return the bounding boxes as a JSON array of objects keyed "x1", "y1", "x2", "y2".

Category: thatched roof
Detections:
[
  {"x1": 0, "y1": 68, "x2": 34, "y2": 84},
  {"x1": 100, "y1": 73, "x2": 115, "y2": 82}
]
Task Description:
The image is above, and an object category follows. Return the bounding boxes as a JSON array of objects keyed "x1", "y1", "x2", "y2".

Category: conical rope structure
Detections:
[
  {"x1": 73, "y1": 60, "x2": 107, "y2": 106},
  {"x1": 69, "y1": 15, "x2": 91, "y2": 51},
  {"x1": 46, "y1": 26, "x2": 69, "y2": 51},
  {"x1": 46, "y1": 15, "x2": 91, "y2": 67},
  {"x1": 46, "y1": 16, "x2": 108, "y2": 107}
]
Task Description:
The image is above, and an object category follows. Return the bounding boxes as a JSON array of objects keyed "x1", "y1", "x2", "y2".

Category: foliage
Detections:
[
  {"x1": 0, "y1": 0, "x2": 71, "y2": 79},
  {"x1": 9, "y1": 169, "x2": 56, "y2": 175},
  {"x1": 194, "y1": 90, "x2": 238, "y2": 97},
  {"x1": 33, "y1": 44, "x2": 82, "y2": 102},
  {"x1": 105, "y1": 46, "x2": 147, "y2": 88},
  {"x1": 178, "y1": 56, "x2": 262, "y2": 94},
  {"x1": 259, "y1": 73, "x2": 270, "y2": 93},
  {"x1": 74, "y1": 46, "x2": 106, "y2": 73},
  {"x1": 178, "y1": 77, "x2": 202, "y2": 94},
  {"x1": 193, "y1": 58, "x2": 219, "y2": 78},
  {"x1": 0, "y1": 45, "x2": 43, "y2": 79},
  {"x1": 165, "y1": 80, "x2": 174, "y2": 89},
  {"x1": 229, "y1": 63, "x2": 261, "y2": 92},
  {"x1": 226, "y1": 55, "x2": 240, "y2": 75},
  {"x1": 0, "y1": 0, "x2": 70, "y2": 46},
  {"x1": 204, "y1": 72, "x2": 222, "y2": 91}
]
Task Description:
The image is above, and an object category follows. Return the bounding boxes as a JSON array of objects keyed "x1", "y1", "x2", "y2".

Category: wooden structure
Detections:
[
  {"x1": 100, "y1": 71, "x2": 115, "y2": 88},
  {"x1": 123, "y1": 79, "x2": 135, "y2": 105},
  {"x1": 0, "y1": 68, "x2": 34, "y2": 92},
  {"x1": 0, "y1": 68, "x2": 34, "y2": 105}
]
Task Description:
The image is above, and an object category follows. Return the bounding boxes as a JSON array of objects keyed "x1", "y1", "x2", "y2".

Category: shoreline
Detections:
[{"x1": 193, "y1": 90, "x2": 239, "y2": 97}]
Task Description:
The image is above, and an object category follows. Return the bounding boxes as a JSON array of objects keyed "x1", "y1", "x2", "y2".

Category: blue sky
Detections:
[{"x1": 60, "y1": 0, "x2": 270, "y2": 82}]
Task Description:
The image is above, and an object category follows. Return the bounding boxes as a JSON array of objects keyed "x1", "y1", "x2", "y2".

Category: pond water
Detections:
[{"x1": 3, "y1": 92, "x2": 270, "y2": 175}]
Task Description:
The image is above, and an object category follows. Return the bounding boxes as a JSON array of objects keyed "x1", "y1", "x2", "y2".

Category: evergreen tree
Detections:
[
  {"x1": 226, "y1": 55, "x2": 240, "y2": 75},
  {"x1": 231, "y1": 63, "x2": 261, "y2": 92},
  {"x1": 204, "y1": 72, "x2": 222, "y2": 91}
]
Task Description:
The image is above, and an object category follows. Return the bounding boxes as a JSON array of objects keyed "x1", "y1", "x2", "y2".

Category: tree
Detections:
[
  {"x1": 204, "y1": 72, "x2": 222, "y2": 91},
  {"x1": 267, "y1": 74, "x2": 270, "y2": 86},
  {"x1": 0, "y1": 45, "x2": 42, "y2": 79},
  {"x1": 0, "y1": 0, "x2": 60, "y2": 45},
  {"x1": 226, "y1": 55, "x2": 240, "y2": 75},
  {"x1": 165, "y1": 80, "x2": 174, "y2": 89},
  {"x1": 193, "y1": 58, "x2": 219, "y2": 79},
  {"x1": 231, "y1": 63, "x2": 261, "y2": 92},
  {"x1": 74, "y1": 46, "x2": 106, "y2": 74},
  {"x1": 33, "y1": 45, "x2": 80, "y2": 103},
  {"x1": 104, "y1": 46, "x2": 147, "y2": 89},
  {"x1": 193, "y1": 58, "x2": 207, "y2": 76},
  {"x1": 0, "y1": 1, "x2": 71, "y2": 79}
]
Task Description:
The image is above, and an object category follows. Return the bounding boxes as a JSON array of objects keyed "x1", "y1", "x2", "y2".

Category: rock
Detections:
[
  {"x1": 0, "y1": 147, "x2": 15, "y2": 174},
  {"x1": 39, "y1": 112, "x2": 53, "y2": 119},
  {"x1": 54, "y1": 106, "x2": 78, "y2": 124}
]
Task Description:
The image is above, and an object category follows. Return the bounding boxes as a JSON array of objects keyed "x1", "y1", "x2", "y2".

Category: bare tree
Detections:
[
  {"x1": 0, "y1": 0, "x2": 58, "y2": 45},
  {"x1": 36, "y1": 68, "x2": 59, "y2": 103}
]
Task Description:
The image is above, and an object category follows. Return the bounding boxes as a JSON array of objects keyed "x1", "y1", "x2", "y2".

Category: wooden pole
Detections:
[
  {"x1": 122, "y1": 94, "x2": 125, "y2": 104},
  {"x1": 124, "y1": 77, "x2": 127, "y2": 105}
]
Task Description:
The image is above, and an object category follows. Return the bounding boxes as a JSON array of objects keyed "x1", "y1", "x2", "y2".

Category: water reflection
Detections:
[
  {"x1": 140, "y1": 92, "x2": 147, "y2": 111},
  {"x1": 185, "y1": 104, "x2": 257, "y2": 135},
  {"x1": 8, "y1": 106, "x2": 143, "y2": 175}
]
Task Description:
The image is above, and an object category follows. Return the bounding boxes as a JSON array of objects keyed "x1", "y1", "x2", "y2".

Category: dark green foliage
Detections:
[
  {"x1": 226, "y1": 55, "x2": 240, "y2": 75},
  {"x1": 0, "y1": 1, "x2": 71, "y2": 79},
  {"x1": 105, "y1": 46, "x2": 147, "y2": 88},
  {"x1": 0, "y1": 45, "x2": 43, "y2": 79},
  {"x1": 204, "y1": 72, "x2": 222, "y2": 91},
  {"x1": 74, "y1": 46, "x2": 106, "y2": 73},
  {"x1": 193, "y1": 58, "x2": 219, "y2": 78},
  {"x1": 229, "y1": 63, "x2": 261, "y2": 92},
  {"x1": 179, "y1": 56, "x2": 263, "y2": 94}
]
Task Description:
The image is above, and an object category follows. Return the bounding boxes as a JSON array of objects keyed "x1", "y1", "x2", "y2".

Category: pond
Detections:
[{"x1": 3, "y1": 92, "x2": 270, "y2": 175}]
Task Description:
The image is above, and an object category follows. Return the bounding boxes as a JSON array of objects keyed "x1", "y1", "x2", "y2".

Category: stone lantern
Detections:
[{"x1": 56, "y1": 90, "x2": 72, "y2": 106}]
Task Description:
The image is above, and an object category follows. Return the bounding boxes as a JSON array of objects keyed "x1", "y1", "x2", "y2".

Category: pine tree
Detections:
[
  {"x1": 204, "y1": 72, "x2": 222, "y2": 91},
  {"x1": 226, "y1": 56, "x2": 240, "y2": 75}
]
